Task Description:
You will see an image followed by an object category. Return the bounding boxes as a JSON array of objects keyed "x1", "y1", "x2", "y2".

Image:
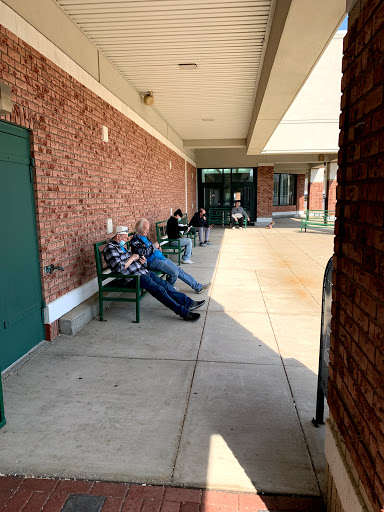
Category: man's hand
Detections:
[
  {"x1": 209, "y1": 224, "x2": 214, "y2": 228},
  {"x1": 154, "y1": 242, "x2": 160, "y2": 249},
  {"x1": 139, "y1": 256, "x2": 146, "y2": 264}
]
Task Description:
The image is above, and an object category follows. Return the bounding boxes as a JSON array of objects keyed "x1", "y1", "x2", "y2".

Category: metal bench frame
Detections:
[{"x1": 300, "y1": 210, "x2": 335, "y2": 232}]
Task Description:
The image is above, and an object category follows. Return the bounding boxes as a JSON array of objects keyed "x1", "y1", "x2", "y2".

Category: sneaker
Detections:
[
  {"x1": 204, "y1": 241, "x2": 212, "y2": 245},
  {"x1": 199, "y1": 242, "x2": 206, "y2": 247},
  {"x1": 239, "y1": 227, "x2": 243, "y2": 230},
  {"x1": 196, "y1": 282, "x2": 212, "y2": 294},
  {"x1": 183, "y1": 312, "x2": 201, "y2": 322},
  {"x1": 182, "y1": 259, "x2": 194, "y2": 264},
  {"x1": 189, "y1": 300, "x2": 206, "y2": 311},
  {"x1": 231, "y1": 226, "x2": 236, "y2": 230}
]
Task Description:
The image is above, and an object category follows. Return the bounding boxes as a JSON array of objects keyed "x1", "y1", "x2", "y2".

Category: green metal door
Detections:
[{"x1": 0, "y1": 122, "x2": 45, "y2": 370}]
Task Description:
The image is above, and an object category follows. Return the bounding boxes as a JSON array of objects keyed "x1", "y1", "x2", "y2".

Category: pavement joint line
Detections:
[
  {"x1": 169, "y1": 231, "x2": 223, "y2": 485},
  {"x1": 253, "y1": 262, "x2": 323, "y2": 498}
]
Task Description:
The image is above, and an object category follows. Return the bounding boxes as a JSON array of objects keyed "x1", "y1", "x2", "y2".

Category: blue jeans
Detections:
[
  {"x1": 169, "y1": 238, "x2": 192, "y2": 260},
  {"x1": 140, "y1": 272, "x2": 193, "y2": 318},
  {"x1": 148, "y1": 257, "x2": 202, "y2": 292}
]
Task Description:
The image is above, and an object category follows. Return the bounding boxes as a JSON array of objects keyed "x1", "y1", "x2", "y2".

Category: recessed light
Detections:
[
  {"x1": 202, "y1": 118, "x2": 214, "y2": 122},
  {"x1": 179, "y1": 63, "x2": 198, "y2": 70}
]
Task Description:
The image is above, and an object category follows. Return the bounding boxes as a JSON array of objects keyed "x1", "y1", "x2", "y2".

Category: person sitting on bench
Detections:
[
  {"x1": 131, "y1": 218, "x2": 211, "y2": 294},
  {"x1": 103, "y1": 226, "x2": 204, "y2": 321},
  {"x1": 188, "y1": 208, "x2": 213, "y2": 247},
  {"x1": 230, "y1": 201, "x2": 250, "y2": 229},
  {"x1": 167, "y1": 209, "x2": 194, "y2": 264}
]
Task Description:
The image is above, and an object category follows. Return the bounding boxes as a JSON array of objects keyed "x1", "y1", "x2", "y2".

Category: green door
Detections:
[{"x1": 0, "y1": 122, "x2": 45, "y2": 370}]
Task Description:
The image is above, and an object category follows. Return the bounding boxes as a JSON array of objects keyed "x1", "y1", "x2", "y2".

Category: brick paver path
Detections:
[{"x1": 0, "y1": 476, "x2": 323, "y2": 511}]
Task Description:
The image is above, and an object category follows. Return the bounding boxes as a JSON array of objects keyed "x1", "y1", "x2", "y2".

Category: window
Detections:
[{"x1": 273, "y1": 174, "x2": 297, "y2": 206}]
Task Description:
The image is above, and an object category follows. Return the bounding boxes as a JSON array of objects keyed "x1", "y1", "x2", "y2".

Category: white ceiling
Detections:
[{"x1": 56, "y1": 0, "x2": 273, "y2": 141}]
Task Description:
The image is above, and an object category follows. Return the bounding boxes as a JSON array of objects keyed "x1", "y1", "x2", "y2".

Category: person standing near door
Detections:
[{"x1": 230, "y1": 201, "x2": 250, "y2": 229}]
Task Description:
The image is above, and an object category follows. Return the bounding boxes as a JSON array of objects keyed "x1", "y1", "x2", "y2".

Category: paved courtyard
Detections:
[{"x1": 0, "y1": 218, "x2": 333, "y2": 501}]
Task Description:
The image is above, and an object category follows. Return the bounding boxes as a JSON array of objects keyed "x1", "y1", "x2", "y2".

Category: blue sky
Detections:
[{"x1": 338, "y1": 16, "x2": 348, "y2": 31}]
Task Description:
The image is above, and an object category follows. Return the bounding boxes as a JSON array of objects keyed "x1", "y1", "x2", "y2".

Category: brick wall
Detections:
[
  {"x1": 329, "y1": 1, "x2": 384, "y2": 511},
  {"x1": 0, "y1": 25, "x2": 195, "y2": 306},
  {"x1": 186, "y1": 161, "x2": 197, "y2": 219},
  {"x1": 296, "y1": 174, "x2": 305, "y2": 211},
  {"x1": 327, "y1": 178, "x2": 337, "y2": 211},
  {"x1": 257, "y1": 165, "x2": 274, "y2": 218},
  {"x1": 308, "y1": 182, "x2": 323, "y2": 210},
  {"x1": 272, "y1": 205, "x2": 296, "y2": 213}
]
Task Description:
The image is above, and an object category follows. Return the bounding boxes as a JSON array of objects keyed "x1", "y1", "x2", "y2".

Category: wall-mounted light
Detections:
[{"x1": 143, "y1": 91, "x2": 154, "y2": 106}]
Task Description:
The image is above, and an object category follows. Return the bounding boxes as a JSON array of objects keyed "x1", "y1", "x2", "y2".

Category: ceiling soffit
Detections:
[{"x1": 56, "y1": 0, "x2": 273, "y2": 141}]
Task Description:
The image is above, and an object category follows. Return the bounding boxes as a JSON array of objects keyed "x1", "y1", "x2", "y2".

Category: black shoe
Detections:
[
  {"x1": 184, "y1": 312, "x2": 201, "y2": 322},
  {"x1": 189, "y1": 300, "x2": 206, "y2": 311}
]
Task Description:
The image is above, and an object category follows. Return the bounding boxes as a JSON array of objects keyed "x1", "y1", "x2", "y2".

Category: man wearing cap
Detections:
[
  {"x1": 103, "y1": 226, "x2": 204, "y2": 321},
  {"x1": 167, "y1": 209, "x2": 193, "y2": 264}
]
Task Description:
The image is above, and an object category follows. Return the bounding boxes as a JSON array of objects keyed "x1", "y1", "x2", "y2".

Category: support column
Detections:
[
  {"x1": 325, "y1": 162, "x2": 337, "y2": 212},
  {"x1": 257, "y1": 164, "x2": 274, "y2": 222},
  {"x1": 295, "y1": 174, "x2": 305, "y2": 217},
  {"x1": 308, "y1": 167, "x2": 324, "y2": 210}
]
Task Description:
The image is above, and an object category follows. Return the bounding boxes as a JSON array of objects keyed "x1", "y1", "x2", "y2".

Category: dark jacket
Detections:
[
  {"x1": 167, "y1": 216, "x2": 188, "y2": 239},
  {"x1": 189, "y1": 212, "x2": 208, "y2": 228}
]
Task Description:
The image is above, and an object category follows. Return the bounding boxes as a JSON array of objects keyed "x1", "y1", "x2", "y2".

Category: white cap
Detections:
[{"x1": 115, "y1": 225, "x2": 129, "y2": 235}]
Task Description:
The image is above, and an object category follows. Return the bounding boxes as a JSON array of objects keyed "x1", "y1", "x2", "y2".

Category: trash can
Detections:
[{"x1": 312, "y1": 256, "x2": 333, "y2": 427}]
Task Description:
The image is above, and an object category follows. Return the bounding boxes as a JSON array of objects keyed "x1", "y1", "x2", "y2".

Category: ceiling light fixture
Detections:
[
  {"x1": 202, "y1": 118, "x2": 214, "y2": 122},
  {"x1": 178, "y1": 63, "x2": 197, "y2": 70},
  {"x1": 143, "y1": 91, "x2": 154, "y2": 106}
]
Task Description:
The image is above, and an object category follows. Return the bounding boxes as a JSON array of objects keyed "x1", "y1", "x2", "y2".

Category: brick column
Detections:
[
  {"x1": 295, "y1": 174, "x2": 305, "y2": 216},
  {"x1": 325, "y1": 2, "x2": 384, "y2": 512},
  {"x1": 308, "y1": 167, "x2": 324, "y2": 210},
  {"x1": 257, "y1": 164, "x2": 274, "y2": 222},
  {"x1": 325, "y1": 162, "x2": 337, "y2": 212}
]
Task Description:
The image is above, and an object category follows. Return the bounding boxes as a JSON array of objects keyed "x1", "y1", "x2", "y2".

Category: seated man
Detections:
[
  {"x1": 103, "y1": 226, "x2": 204, "y2": 321},
  {"x1": 167, "y1": 209, "x2": 193, "y2": 264},
  {"x1": 131, "y1": 218, "x2": 211, "y2": 294},
  {"x1": 189, "y1": 208, "x2": 213, "y2": 247},
  {"x1": 230, "y1": 201, "x2": 250, "y2": 229}
]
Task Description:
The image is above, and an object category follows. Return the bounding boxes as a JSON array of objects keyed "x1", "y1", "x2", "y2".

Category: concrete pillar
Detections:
[
  {"x1": 257, "y1": 164, "x2": 274, "y2": 222},
  {"x1": 325, "y1": 162, "x2": 337, "y2": 212},
  {"x1": 308, "y1": 167, "x2": 324, "y2": 210}
]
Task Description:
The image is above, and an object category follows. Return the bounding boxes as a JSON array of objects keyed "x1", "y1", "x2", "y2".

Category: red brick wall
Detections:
[
  {"x1": 273, "y1": 205, "x2": 296, "y2": 213},
  {"x1": 330, "y1": 2, "x2": 384, "y2": 510},
  {"x1": 257, "y1": 166, "x2": 273, "y2": 218},
  {"x1": 186, "y1": 161, "x2": 197, "y2": 219},
  {"x1": 327, "y1": 179, "x2": 337, "y2": 211},
  {"x1": 0, "y1": 25, "x2": 194, "y2": 306},
  {"x1": 308, "y1": 181, "x2": 323, "y2": 210},
  {"x1": 297, "y1": 174, "x2": 305, "y2": 211}
]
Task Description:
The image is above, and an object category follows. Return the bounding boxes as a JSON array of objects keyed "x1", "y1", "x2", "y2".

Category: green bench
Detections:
[
  {"x1": 208, "y1": 207, "x2": 247, "y2": 228},
  {"x1": 300, "y1": 210, "x2": 335, "y2": 232},
  {"x1": 155, "y1": 216, "x2": 195, "y2": 265},
  {"x1": 94, "y1": 239, "x2": 164, "y2": 323}
]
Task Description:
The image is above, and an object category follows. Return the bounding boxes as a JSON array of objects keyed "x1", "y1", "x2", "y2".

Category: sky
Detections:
[{"x1": 338, "y1": 16, "x2": 348, "y2": 31}]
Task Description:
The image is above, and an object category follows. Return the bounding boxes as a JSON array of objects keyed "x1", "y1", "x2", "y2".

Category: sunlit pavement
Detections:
[{"x1": 0, "y1": 218, "x2": 333, "y2": 510}]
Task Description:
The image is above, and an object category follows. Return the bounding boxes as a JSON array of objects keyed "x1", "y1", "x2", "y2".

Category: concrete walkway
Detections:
[{"x1": 0, "y1": 219, "x2": 333, "y2": 497}]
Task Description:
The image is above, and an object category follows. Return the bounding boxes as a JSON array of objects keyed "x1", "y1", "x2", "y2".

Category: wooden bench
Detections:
[
  {"x1": 208, "y1": 207, "x2": 248, "y2": 228},
  {"x1": 94, "y1": 239, "x2": 164, "y2": 323},
  {"x1": 300, "y1": 210, "x2": 335, "y2": 232},
  {"x1": 155, "y1": 219, "x2": 193, "y2": 265}
]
